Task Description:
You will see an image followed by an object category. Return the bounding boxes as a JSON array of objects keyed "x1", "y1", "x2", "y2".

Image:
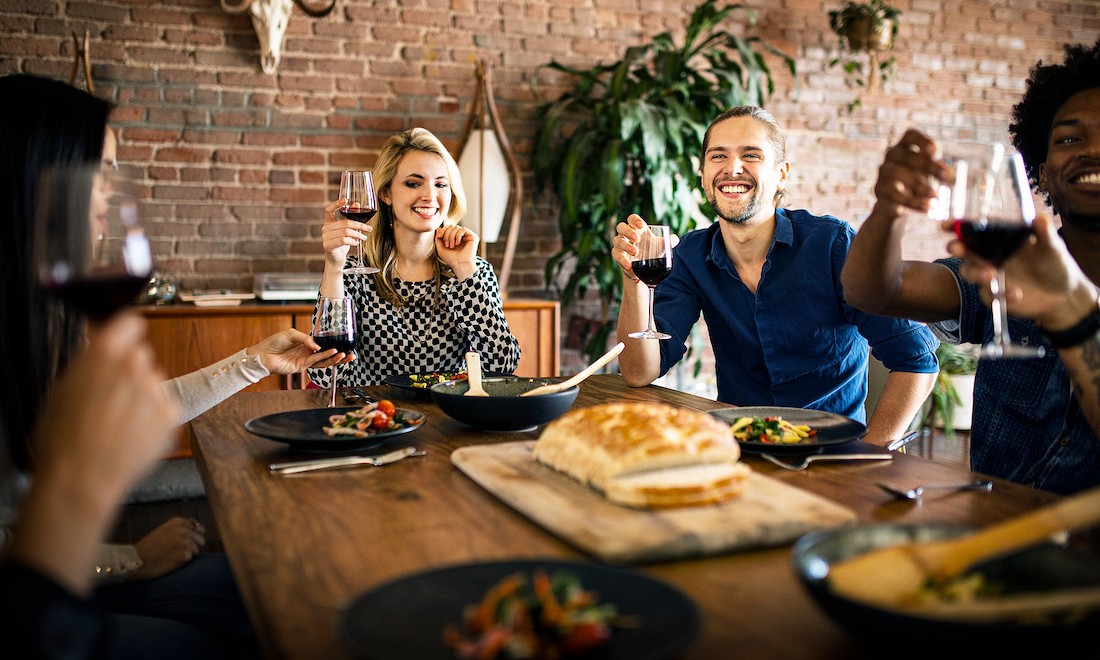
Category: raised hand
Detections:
[
  {"x1": 872, "y1": 129, "x2": 951, "y2": 218},
  {"x1": 321, "y1": 197, "x2": 371, "y2": 270},
  {"x1": 435, "y1": 224, "x2": 479, "y2": 280},
  {"x1": 950, "y1": 212, "x2": 1099, "y2": 330},
  {"x1": 248, "y1": 328, "x2": 355, "y2": 374}
]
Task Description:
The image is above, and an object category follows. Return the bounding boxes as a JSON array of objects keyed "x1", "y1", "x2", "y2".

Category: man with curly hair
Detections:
[{"x1": 841, "y1": 39, "x2": 1100, "y2": 495}]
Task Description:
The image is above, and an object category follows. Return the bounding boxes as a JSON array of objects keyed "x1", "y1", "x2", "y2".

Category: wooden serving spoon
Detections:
[
  {"x1": 828, "y1": 484, "x2": 1100, "y2": 609},
  {"x1": 464, "y1": 351, "x2": 488, "y2": 397},
  {"x1": 520, "y1": 342, "x2": 625, "y2": 397}
]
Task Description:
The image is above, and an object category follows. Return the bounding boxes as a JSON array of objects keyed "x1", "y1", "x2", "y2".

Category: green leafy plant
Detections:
[
  {"x1": 922, "y1": 343, "x2": 978, "y2": 436},
  {"x1": 827, "y1": 0, "x2": 901, "y2": 112},
  {"x1": 530, "y1": 0, "x2": 796, "y2": 360}
]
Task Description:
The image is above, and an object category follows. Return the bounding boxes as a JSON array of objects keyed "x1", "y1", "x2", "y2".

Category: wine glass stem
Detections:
[
  {"x1": 329, "y1": 365, "x2": 338, "y2": 408},
  {"x1": 989, "y1": 267, "x2": 1012, "y2": 350},
  {"x1": 647, "y1": 285, "x2": 658, "y2": 333}
]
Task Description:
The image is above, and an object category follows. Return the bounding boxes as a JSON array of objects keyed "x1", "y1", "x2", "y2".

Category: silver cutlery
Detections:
[
  {"x1": 269, "y1": 446, "x2": 425, "y2": 475},
  {"x1": 761, "y1": 452, "x2": 892, "y2": 471},
  {"x1": 886, "y1": 429, "x2": 922, "y2": 452},
  {"x1": 876, "y1": 480, "x2": 993, "y2": 503}
]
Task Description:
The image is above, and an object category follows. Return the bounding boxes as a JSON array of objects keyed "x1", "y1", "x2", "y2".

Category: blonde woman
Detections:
[{"x1": 310, "y1": 127, "x2": 520, "y2": 387}]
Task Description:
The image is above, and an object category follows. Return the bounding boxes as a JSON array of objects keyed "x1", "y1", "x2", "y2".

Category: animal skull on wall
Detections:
[{"x1": 221, "y1": 0, "x2": 337, "y2": 75}]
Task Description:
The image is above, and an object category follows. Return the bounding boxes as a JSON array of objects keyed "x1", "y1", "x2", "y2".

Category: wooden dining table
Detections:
[{"x1": 189, "y1": 375, "x2": 1058, "y2": 659}]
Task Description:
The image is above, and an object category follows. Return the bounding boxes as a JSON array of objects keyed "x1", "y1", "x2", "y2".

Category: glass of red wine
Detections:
[
  {"x1": 313, "y1": 296, "x2": 357, "y2": 407},
  {"x1": 340, "y1": 170, "x2": 379, "y2": 276},
  {"x1": 35, "y1": 164, "x2": 153, "y2": 323},
  {"x1": 627, "y1": 224, "x2": 673, "y2": 340},
  {"x1": 933, "y1": 142, "x2": 1043, "y2": 359}
]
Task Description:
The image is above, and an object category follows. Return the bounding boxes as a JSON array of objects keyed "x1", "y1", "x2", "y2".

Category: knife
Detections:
[{"x1": 269, "y1": 446, "x2": 424, "y2": 475}]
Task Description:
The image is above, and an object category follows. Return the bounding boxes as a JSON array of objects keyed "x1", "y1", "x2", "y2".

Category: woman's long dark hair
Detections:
[{"x1": 0, "y1": 74, "x2": 111, "y2": 470}]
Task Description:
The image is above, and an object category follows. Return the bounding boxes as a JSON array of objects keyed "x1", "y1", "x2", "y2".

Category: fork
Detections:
[
  {"x1": 761, "y1": 452, "x2": 893, "y2": 471},
  {"x1": 876, "y1": 480, "x2": 993, "y2": 503}
]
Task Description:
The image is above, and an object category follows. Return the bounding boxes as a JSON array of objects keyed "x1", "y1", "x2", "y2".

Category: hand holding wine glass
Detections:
[
  {"x1": 932, "y1": 142, "x2": 1043, "y2": 359},
  {"x1": 627, "y1": 224, "x2": 673, "y2": 341},
  {"x1": 313, "y1": 297, "x2": 357, "y2": 407},
  {"x1": 35, "y1": 164, "x2": 152, "y2": 322},
  {"x1": 340, "y1": 170, "x2": 379, "y2": 276}
]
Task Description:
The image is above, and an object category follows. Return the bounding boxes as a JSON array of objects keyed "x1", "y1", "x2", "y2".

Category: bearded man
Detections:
[{"x1": 612, "y1": 106, "x2": 939, "y2": 446}]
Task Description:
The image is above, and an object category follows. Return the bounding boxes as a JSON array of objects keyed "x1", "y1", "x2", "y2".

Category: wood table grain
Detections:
[{"x1": 189, "y1": 375, "x2": 1056, "y2": 660}]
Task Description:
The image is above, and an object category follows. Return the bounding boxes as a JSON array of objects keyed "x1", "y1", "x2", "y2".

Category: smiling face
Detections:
[
  {"x1": 700, "y1": 116, "x2": 790, "y2": 226},
  {"x1": 379, "y1": 149, "x2": 453, "y2": 234},
  {"x1": 1039, "y1": 87, "x2": 1100, "y2": 230}
]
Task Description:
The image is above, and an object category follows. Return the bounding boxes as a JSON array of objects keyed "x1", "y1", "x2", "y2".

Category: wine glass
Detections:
[
  {"x1": 932, "y1": 142, "x2": 1043, "y2": 359},
  {"x1": 340, "y1": 170, "x2": 379, "y2": 275},
  {"x1": 628, "y1": 225, "x2": 673, "y2": 340},
  {"x1": 34, "y1": 164, "x2": 152, "y2": 322},
  {"x1": 313, "y1": 296, "x2": 358, "y2": 407}
]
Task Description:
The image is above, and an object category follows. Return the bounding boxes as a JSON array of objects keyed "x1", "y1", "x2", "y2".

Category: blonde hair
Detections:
[{"x1": 363, "y1": 127, "x2": 467, "y2": 307}]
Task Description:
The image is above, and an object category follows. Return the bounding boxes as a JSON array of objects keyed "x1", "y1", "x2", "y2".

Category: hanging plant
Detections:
[
  {"x1": 827, "y1": 0, "x2": 901, "y2": 112},
  {"x1": 530, "y1": 0, "x2": 796, "y2": 361}
]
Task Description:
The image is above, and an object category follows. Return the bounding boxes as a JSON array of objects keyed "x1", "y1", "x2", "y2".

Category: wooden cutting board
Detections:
[{"x1": 451, "y1": 441, "x2": 858, "y2": 564}]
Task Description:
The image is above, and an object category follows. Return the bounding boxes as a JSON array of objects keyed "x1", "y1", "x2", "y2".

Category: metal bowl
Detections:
[
  {"x1": 791, "y1": 523, "x2": 1100, "y2": 654},
  {"x1": 429, "y1": 376, "x2": 579, "y2": 431}
]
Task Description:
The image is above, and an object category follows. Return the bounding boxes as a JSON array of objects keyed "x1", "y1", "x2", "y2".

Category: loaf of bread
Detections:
[{"x1": 533, "y1": 402, "x2": 749, "y2": 508}]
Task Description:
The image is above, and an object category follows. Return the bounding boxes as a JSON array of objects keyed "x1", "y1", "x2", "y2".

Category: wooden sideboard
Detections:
[{"x1": 141, "y1": 298, "x2": 559, "y2": 457}]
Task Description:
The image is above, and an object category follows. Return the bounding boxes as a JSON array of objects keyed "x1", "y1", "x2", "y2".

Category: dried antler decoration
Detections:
[{"x1": 68, "y1": 29, "x2": 94, "y2": 94}]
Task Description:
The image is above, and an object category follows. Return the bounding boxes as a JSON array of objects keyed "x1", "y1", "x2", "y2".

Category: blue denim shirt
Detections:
[
  {"x1": 933, "y1": 257, "x2": 1100, "y2": 495},
  {"x1": 653, "y1": 208, "x2": 939, "y2": 423}
]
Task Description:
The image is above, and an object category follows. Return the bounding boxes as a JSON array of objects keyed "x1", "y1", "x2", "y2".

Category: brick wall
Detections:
[{"x1": 2, "y1": 0, "x2": 1098, "y2": 371}]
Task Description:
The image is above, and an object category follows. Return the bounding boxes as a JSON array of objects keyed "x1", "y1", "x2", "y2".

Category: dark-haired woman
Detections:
[{"x1": 0, "y1": 72, "x2": 344, "y2": 658}]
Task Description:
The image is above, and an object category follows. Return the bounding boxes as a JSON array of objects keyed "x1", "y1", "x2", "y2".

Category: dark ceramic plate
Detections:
[
  {"x1": 244, "y1": 406, "x2": 425, "y2": 452},
  {"x1": 709, "y1": 406, "x2": 866, "y2": 453},
  {"x1": 340, "y1": 559, "x2": 698, "y2": 660},
  {"x1": 791, "y1": 523, "x2": 1100, "y2": 655}
]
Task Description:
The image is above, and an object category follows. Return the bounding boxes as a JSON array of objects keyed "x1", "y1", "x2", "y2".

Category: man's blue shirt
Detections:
[
  {"x1": 653, "y1": 208, "x2": 939, "y2": 423},
  {"x1": 933, "y1": 257, "x2": 1100, "y2": 495}
]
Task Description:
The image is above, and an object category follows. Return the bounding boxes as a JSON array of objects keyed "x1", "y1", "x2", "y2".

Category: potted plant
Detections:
[
  {"x1": 827, "y1": 0, "x2": 901, "y2": 112},
  {"x1": 922, "y1": 343, "x2": 978, "y2": 437},
  {"x1": 530, "y1": 0, "x2": 796, "y2": 361}
]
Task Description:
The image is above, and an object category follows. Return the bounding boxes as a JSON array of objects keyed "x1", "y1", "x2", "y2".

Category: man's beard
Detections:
[{"x1": 706, "y1": 186, "x2": 765, "y2": 225}]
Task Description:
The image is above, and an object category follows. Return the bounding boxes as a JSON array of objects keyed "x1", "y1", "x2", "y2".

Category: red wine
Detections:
[
  {"x1": 313, "y1": 332, "x2": 356, "y2": 354},
  {"x1": 632, "y1": 257, "x2": 673, "y2": 286},
  {"x1": 45, "y1": 274, "x2": 148, "y2": 321},
  {"x1": 340, "y1": 208, "x2": 376, "y2": 222},
  {"x1": 953, "y1": 220, "x2": 1033, "y2": 266}
]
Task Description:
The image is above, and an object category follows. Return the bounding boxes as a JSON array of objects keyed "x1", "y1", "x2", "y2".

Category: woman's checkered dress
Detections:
[{"x1": 307, "y1": 257, "x2": 521, "y2": 387}]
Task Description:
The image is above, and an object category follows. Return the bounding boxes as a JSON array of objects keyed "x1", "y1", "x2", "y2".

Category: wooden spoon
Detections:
[
  {"x1": 520, "y1": 342, "x2": 625, "y2": 397},
  {"x1": 828, "y1": 484, "x2": 1100, "y2": 609},
  {"x1": 464, "y1": 351, "x2": 488, "y2": 397}
]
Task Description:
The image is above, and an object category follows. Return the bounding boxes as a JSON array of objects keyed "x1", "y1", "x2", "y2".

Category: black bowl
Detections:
[
  {"x1": 429, "y1": 376, "x2": 579, "y2": 431},
  {"x1": 791, "y1": 523, "x2": 1100, "y2": 655}
]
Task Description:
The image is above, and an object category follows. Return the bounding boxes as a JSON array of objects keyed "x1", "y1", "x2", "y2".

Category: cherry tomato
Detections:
[
  {"x1": 377, "y1": 400, "x2": 396, "y2": 417},
  {"x1": 370, "y1": 414, "x2": 390, "y2": 430},
  {"x1": 558, "y1": 621, "x2": 610, "y2": 654}
]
